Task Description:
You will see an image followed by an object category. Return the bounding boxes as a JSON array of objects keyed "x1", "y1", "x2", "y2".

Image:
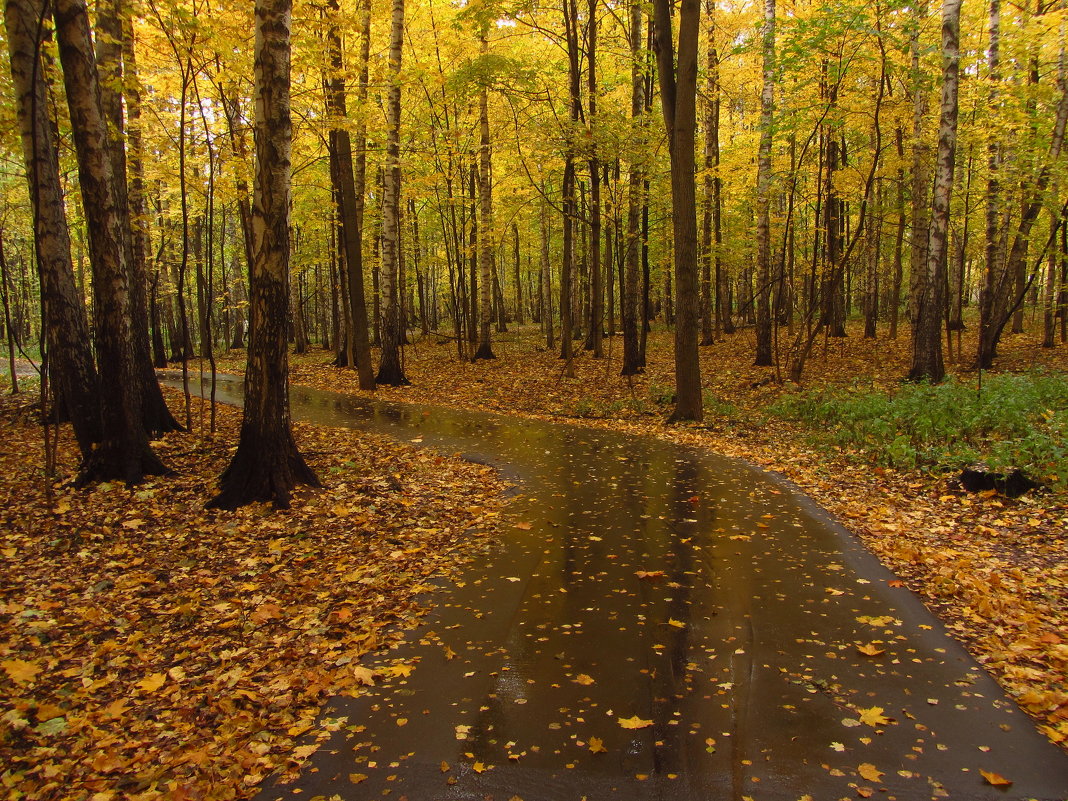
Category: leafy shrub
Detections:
[
  {"x1": 647, "y1": 381, "x2": 676, "y2": 407},
  {"x1": 767, "y1": 371, "x2": 1068, "y2": 491}
]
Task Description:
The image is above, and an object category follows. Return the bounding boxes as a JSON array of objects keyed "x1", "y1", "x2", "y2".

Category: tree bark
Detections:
[
  {"x1": 621, "y1": 0, "x2": 643, "y2": 375},
  {"x1": 376, "y1": 0, "x2": 409, "y2": 384},
  {"x1": 209, "y1": 0, "x2": 318, "y2": 509},
  {"x1": 53, "y1": 0, "x2": 167, "y2": 484},
  {"x1": 323, "y1": 0, "x2": 374, "y2": 389},
  {"x1": 5, "y1": 0, "x2": 100, "y2": 454},
  {"x1": 754, "y1": 0, "x2": 775, "y2": 366},
  {"x1": 474, "y1": 30, "x2": 496, "y2": 361},
  {"x1": 653, "y1": 0, "x2": 703, "y2": 421},
  {"x1": 908, "y1": 0, "x2": 960, "y2": 382}
]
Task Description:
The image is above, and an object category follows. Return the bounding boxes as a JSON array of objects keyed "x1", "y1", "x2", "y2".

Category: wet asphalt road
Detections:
[{"x1": 179, "y1": 376, "x2": 1068, "y2": 801}]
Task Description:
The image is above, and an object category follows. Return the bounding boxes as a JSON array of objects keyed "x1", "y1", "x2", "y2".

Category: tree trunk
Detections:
[
  {"x1": 908, "y1": 0, "x2": 960, "y2": 382},
  {"x1": 210, "y1": 0, "x2": 319, "y2": 509},
  {"x1": 324, "y1": 0, "x2": 374, "y2": 389},
  {"x1": 653, "y1": 0, "x2": 703, "y2": 421},
  {"x1": 621, "y1": 0, "x2": 643, "y2": 375},
  {"x1": 375, "y1": 0, "x2": 409, "y2": 384},
  {"x1": 585, "y1": 0, "x2": 604, "y2": 358},
  {"x1": 754, "y1": 0, "x2": 775, "y2": 366},
  {"x1": 5, "y1": 0, "x2": 100, "y2": 453},
  {"x1": 114, "y1": 3, "x2": 180, "y2": 434},
  {"x1": 53, "y1": 0, "x2": 166, "y2": 483},
  {"x1": 474, "y1": 32, "x2": 496, "y2": 361}
]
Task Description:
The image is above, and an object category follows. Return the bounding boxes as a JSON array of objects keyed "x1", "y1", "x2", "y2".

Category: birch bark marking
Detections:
[
  {"x1": 52, "y1": 0, "x2": 167, "y2": 484},
  {"x1": 376, "y1": 0, "x2": 410, "y2": 384},
  {"x1": 209, "y1": 0, "x2": 319, "y2": 509},
  {"x1": 908, "y1": 0, "x2": 961, "y2": 382}
]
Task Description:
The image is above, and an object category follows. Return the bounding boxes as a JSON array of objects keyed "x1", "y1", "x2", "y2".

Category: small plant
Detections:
[
  {"x1": 703, "y1": 390, "x2": 737, "y2": 418},
  {"x1": 768, "y1": 370, "x2": 1068, "y2": 491},
  {"x1": 647, "y1": 381, "x2": 676, "y2": 407},
  {"x1": 573, "y1": 397, "x2": 596, "y2": 418}
]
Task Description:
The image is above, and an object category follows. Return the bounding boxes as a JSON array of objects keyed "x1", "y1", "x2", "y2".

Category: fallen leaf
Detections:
[
  {"x1": 1, "y1": 659, "x2": 41, "y2": 685},
  {"x1": 514, "y1": 522, "x2": 532, "y2": 530},
  {"x1": 138, "y1": 672, "x2": 167, "y2": 693},
  {"x1": 857, "y1": 707, "x2": 891, "y2": 727},
  {"x1": 635, "y1": 570, "x2": 666, "y2": 581},
  {"x1": 588, "y1": 736, "x2": 607, "y2": 754},
  {"x1": 980, "y1": 770, "x2": 1012, "y2": 787},
  {"x1": 858, "y1": 763, "x2": 884, "y2": 782},
  {"x1": 618, "y1": 715, "x2": 653, "y2": 729},
  {"x1": 574, "y1": 673, "x2": 595, "y2": 685},
  {"x1": 856, "y1": 643, "x2": 885, "y2": 657}
]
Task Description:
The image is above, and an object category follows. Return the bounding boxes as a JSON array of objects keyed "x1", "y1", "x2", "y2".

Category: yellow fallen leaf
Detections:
[
  {"x1": 980, "y1": 770, "x2": 1012, "y2": 787},
  {"x1": 858, "y1": 763, "x2": 884, "y2": 782},
  {"x1": 574, "y1": 673, "x2": 595, "y2": 685},
  {"x1": 514, "y1": 521, "x2": 533, "y2": 530},
  {"x1": 352, "y1": 666, "x2": 376, "y2": 686},
  {"x1": 440, "y1": 761, "x2": 450, "y2": 773},
  {"x1": 349, "y1": 773, "x2": 368, "y2": 784},
  {"x1": 396, "y1": 717, "x2": 408, "y2": 726},
  {"x1": 857, "y1": 707, "x2": 890, "y2": 727},
  {"x1": 472, "y1": 761, "x2": 487, "y2": 773},
  {"x1": 667, "y1": 618, "x2": 686, "y2": 629},
  {"x1": 589, "y1": 736, "x2": 607, "y2": 753},
  {"x1": 138, "y1": 672, "x2": 166, "y2": 693},
  {"x1": 2, "y1": 659, "x2": 41, "y2": 685},
  {"x1": 856, "y1": 643, "x2": 885, "y2": 657},
  {"x1": 618, "y1": 715, "x2": 653, "y2": 729}
]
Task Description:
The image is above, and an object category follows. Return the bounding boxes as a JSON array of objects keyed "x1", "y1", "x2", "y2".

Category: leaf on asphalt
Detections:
[
  {"x1": 857, "y1": 707, "x2": 891, "y2": 727},
  {"x1": 858, "y1": 763, "x2": 884, "y2": 782},
  {"x1": 980, "y1": 770, "x2": 1013, "y2": 787},
  {"x1": 618, "y1": 715, "x2": 653, "y2": 729}
]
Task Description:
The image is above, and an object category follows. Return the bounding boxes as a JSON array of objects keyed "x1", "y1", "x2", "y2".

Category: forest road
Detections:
[{"x1": 178, "y1": 375, "x2": 1068, "y2": 801}]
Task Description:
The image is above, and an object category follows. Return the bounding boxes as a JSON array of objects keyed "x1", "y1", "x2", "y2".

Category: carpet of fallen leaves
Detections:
[
  {"x1": 0, "y1": 389, "x2": 506, "y2": 800},
  {"x1": 216, "y1": 320, "x2": 1068, "y2": 752}
]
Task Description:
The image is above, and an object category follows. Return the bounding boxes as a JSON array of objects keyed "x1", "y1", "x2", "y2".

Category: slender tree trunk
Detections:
[
  {"x1": 512, "y1": 222, "x2": 524, "y2": 325},
  {"x1": 908, "y1": 1, "x2": 931, "y2": 327},
  {"x1": 210, "y1": 0, "x2": 318, "y2": 509},
  {"x1": 585, "y1": 0, "x2": 604, "y2": 358},
  {"x1": 324, "y1": 0, "x2": 374, "y2": 389},
  {"x1": 621, "y1": 0, "x2": 643, "y2": 375},
  {"x1": 115, "y1": 4, "x2": 179, "y2": 434},
  {"x1": 376, "y1": 0, "x2": 409, "y2": 384},
  {"x1": 908, "y1": 0, "x2": 960, "y2": 382},
  {"x1": 653, "y1": 0, "x2": 703, "y2": 421},
  {"x1": 754, "y1": 0, "x2": 775, "y2": 365},
  {"x1": 474, "y1": 30, "x2": 496, "y2": 361}
]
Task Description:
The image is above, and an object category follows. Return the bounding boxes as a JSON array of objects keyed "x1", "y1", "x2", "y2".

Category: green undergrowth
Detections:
[{"x1": 768, "y1": 370, "x2": 1068, "y2": 492}]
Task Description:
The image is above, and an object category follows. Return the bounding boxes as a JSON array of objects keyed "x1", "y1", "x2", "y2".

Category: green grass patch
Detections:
[{"x1": 767, "y1": 370, "x2": 1068, "y2": 491}]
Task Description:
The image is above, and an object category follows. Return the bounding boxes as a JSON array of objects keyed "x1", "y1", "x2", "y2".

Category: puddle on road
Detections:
[{"x1": 173, "y1": 376, "x2": 1068, "y2": 801}]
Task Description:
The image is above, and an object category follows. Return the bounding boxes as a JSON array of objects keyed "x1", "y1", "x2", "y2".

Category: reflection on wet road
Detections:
[{"x1": 182, "y1": 377, "x2": 1068, "y2": 800}]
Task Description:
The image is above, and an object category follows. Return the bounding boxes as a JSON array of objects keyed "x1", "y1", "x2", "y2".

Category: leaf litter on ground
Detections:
[{"x1": 0, "y1": 388, "x2": 507, "y2": 800}]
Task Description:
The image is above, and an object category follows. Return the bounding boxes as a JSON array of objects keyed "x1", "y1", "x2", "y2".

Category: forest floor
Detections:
[
  {"x1": 215, "y1": 318, "x2": 1068, "y2": 757},
  {"x1": 1, "y1": 318, "x2": 1065, "y2": 801},
  {"x1": 0, "y1": 387, "x2": 507, "y2": 800}
]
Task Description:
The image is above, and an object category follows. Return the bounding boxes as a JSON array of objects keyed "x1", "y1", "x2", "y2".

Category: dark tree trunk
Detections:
[
  {"x1": 53, "y1": 0, "x2": 167, "y2": 484},
  {"x1": 5, "y1": 0, "x2": 100, "y2": 453},
  {"x1": 210, "y1": 0, "x2": 318, "y2": 509},
  {"x1": 653, "y1": 0, "x2": 702, "y2": 421}
]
